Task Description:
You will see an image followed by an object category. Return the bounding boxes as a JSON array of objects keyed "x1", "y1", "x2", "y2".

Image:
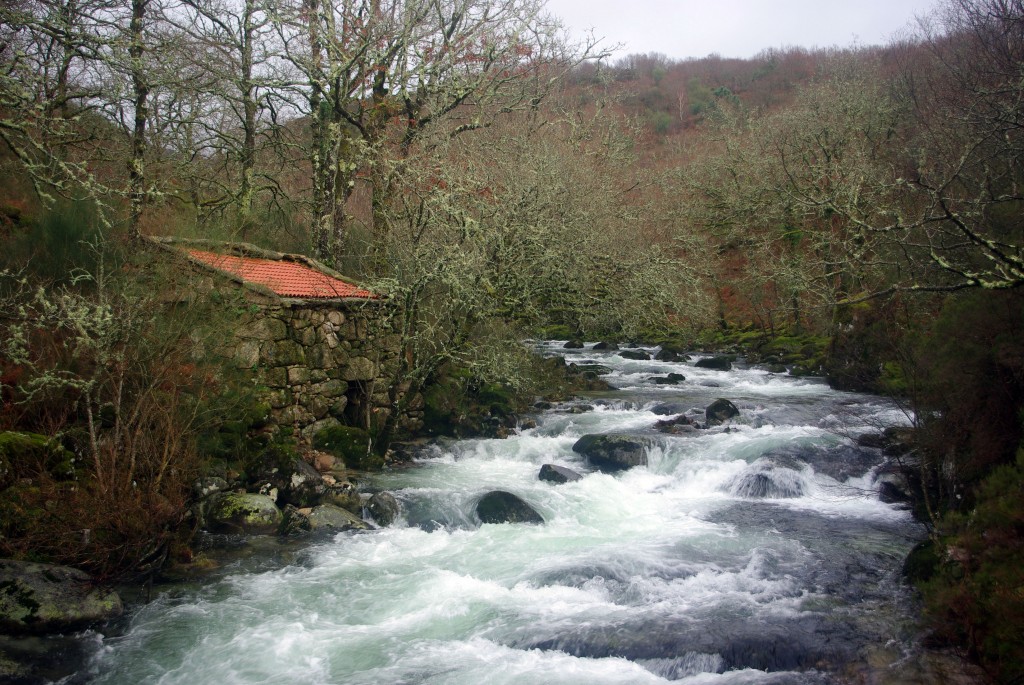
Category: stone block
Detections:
[
  {"x1": 299, "y1": 326, "x2": 317, "y2": 347},
  {"x1": 329, "y1": 397, "x2": 349, "y2": 418},
  {"x1": 234, "y1": 340, "x2": 261, "y2": 368},
  {"x1": 266, "y1": 340, "x2": 304, "y2": 366},
  {"x1": 310, "y1": 369, "x2": 328, "y2": 382},
  {"x1": 263, "y1": 366, "x2": 288, "y2": 388},
  {"x1": 288, "y1": 367, "x2": 312, "y2": 385},
  {"x1": 239, "y1": 316, "x2": 287, "y2": 342},
  {"x1": 309, "y1": 344, "x2": 337, "y2": 369},
  {"x1": 279, "y1": 405, "x2": 314, "y2": 426},
  {"x1": 342, "y1": 357, "x2": 377, "y2": 381},
  {"x1": 267, "y1": 389, "x2": 292, "y2": 409},
  {"x1": 317, "y1": 379, "x2": 348, "y2": 398},
  {"x1": 326, "y1": 310, "x2": 345, "y2": 326}
]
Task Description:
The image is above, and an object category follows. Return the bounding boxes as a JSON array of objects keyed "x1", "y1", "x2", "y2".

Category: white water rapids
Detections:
[{"x1": 73, "y1": 343, "x2": 923, "y2": 684}]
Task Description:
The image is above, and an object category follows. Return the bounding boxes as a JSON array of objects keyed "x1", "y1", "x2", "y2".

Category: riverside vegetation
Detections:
[{"x1": 1, "y1": 0, "x2": 1024, "y2": 680}]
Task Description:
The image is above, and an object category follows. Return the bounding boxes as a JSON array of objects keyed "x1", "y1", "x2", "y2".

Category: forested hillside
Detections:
[{"x1": 2, "y1": 0, "x2": 1023, "y2": 679}]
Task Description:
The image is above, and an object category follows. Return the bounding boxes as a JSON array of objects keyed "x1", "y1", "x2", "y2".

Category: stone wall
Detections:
[{"x1": 232, "y1": 299, "x2": 417, "y2": 437}]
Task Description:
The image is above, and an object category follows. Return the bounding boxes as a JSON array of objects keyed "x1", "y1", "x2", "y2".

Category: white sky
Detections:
[{"x1": 544, "y1": 0, "x2": 940, "y2": 61}]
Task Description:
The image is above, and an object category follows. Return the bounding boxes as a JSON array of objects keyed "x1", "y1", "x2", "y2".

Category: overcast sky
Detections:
[{"x1": 544, "y1": 0, "x2": 940, "y2": 61}]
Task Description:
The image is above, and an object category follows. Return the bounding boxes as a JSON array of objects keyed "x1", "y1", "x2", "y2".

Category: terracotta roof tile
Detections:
[{"x1": 187, "y1": 249, "x2": 375, "y2": 299}]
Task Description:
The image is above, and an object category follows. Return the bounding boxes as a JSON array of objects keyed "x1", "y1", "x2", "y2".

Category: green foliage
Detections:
[
  {"x1": 918, "y1": 450, "x2": 1024, "y2": 684},
  {"x1": 0, "y1": 203, "x2": 113, "y2": 286},
  {"x1": 312, "y1": 426, "x2": 378, "y2": 470}
]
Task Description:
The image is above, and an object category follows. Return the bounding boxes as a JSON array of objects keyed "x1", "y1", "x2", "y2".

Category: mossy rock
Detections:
[
  {"x1": 312, "y1": 426, "x2": 378, "y2": 470},
  {"x1": 0, "y1": 560, "x2": 123, "y2": 634},
  {"x1": 206, "y1": 492, "x2": 282, "y2": 535},
  {"x1": 0, "y1": 432, "x2": 77, "y2": 487}
]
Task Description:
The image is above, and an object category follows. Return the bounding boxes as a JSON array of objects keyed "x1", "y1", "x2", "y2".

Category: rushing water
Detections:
[{"x1": 72, "y1": 343, "x2": 925, "y2": 684}]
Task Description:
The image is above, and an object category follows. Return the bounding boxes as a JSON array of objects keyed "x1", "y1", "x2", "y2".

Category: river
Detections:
[{"x1": 70, "y1": 342, "x2": 925, "y2": 684}]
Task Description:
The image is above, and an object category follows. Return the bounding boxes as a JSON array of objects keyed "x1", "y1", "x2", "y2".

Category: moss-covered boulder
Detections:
[
  {"x1": 307, "y1": 504, "x2": 371, "y2": 532},
  {"x1": 206, "y1": 492, "x2": 282, "y2": 535},
  {"x1": 0, "y1": 432, "x2": 77, "y2": 488},
  {"x1": 0, "y1": 560, "x2": 122, "y2": 634},
  {"x1": 572, "y1": 434, "x2": 654, "y2": 472}
]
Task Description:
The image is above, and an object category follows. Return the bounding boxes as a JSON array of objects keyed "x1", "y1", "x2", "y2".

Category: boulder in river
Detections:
[
  {"x1": 0, "y1": 560, "x2": 123, "y2": 634},
  {"x1": 654, "y1": 415, "x2": 698, "y2": 434},
  {"x1": 705, "y1": 399, "x2": 740, "y2": 425},
  {"x1": 619, "y1": 350, "x2": 651, "y2": 361},
  {"x1": 650, "y1": 373, "x2": 686, "y2": 385},
  {"x1": 308, "y1": 504, "x2": 371, "y2": 532},
  {"x1": 206, "y1": 492, "x2": 283, "y2": 534},
  {"x1": 651, "y1": 402, "x2": 691, "y2": 416},
  {"x1": 592, "y1": 341, "x2": 619, "y2": 351},
  {"x1": 476, "y1": 491, "x2": 544, "y2": 524},
  {"x1": 539, "y1": 464, "x2": 583, "y2": 484},
  {"x1": 654, "y1": 348, "x2": 689, "y2": 363},
  {"x1": 572, "y1": 434, "x2": 654, "y2": 472},
  {"x1": 725, "y1": 459, "x2": 807, "y2": 498},
  {"x1": 367, "y1": 491, "x2": 401, "y2": 527},
  {"x1": 563, "y1": 340, "x2": 585, "y2": 349},
  {"x1": 695, "y1": 356, "x2": 734, "y2": 371}
]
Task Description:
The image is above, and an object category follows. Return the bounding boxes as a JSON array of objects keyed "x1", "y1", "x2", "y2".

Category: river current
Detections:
[{"x1": 72, "y1": 342, "x2": 924, "y2": 684}]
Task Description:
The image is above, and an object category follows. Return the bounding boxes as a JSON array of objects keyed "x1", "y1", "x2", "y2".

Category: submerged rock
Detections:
[
  {"x1": 539, "y1": 464, "x2": 583, "y2": 484},
  {"x1": 0, "y1": 560, "x2": 123, "y2": 634},
  {"x1": 705, "y1": 399, "x2": 740, "y2": 425},
  {"x1": 476, "y1": 491, "x2": 544, "y2": 524},
  {"x1": 650, "y1": 373, "x2": 686, "y2": 385},
  {"x1": 619, "y1": 350, "x2": 651, "y2": 361},
  {"x1": 725, "y1": 459, "x2": 807, "y2": 498},
  {"x1": 206, "y1": 492, "x2": 283, "y2": 535},
  {"x1": 572, "y1": 434, "x2": 654, "y2": 472}
]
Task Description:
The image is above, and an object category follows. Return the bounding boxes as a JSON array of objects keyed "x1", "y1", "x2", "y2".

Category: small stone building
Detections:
[{"x1": 150, "y1": 237, "x2": 413, "y2": 437}]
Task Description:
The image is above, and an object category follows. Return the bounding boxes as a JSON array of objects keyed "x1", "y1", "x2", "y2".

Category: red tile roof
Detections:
[{"x1": 187, "y1": 249, "x2": 375, "y2": 299}]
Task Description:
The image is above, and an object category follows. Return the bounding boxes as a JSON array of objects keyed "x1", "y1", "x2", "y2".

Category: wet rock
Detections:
[
  {"x1": 651, "y1": 402, "x2": 690, "y2": 416},
  {"x1": 0, "y1": 560, "x2": 123, "y2": 634},
  {"x1": 650, "y1": 373, "x2": 686, "y2": 385},
  {"x1": 206, "y1": 492, "x2": 283, "y2": 535},
  {"x1": 476, "y1": 491, "x2": 544, "y2": 524},
  {"x1": 705, "y1": 399, "x2": 740, "y2": 425},
  {"x1": 568, "y1": 363, "x2": 612, "y2": 376},
  {"x1": 563, "y1": 340, "x2": 584, "y2": 349},
  {"x1": 308, "y1": 504, "x2": 371, "y2": 532},
  {"x1": 654, "y1": 415, "x2": 698, "y2": 434},
  {"x1": 855, "y1": 433, "x2": 887, "y2": 449},
  {"x1": 367, "y1": 492, "x2": 401, "y2": 527},
  {"x1": 539, "y1": 464, "x2": 583, "y2": 484},
  {"x1": 654, "y1": 348, "x2": 689, "y2": 362},
  {"x1": 321, "y1": 482, "x2": 362, "y2": 514},
  {"x1": 619, "y1": 350, "x2": 651, "y2": 361},
  {"x1": 592, "y1": 342, "x2": 619, "y2": 351},
  {"x1": 572, "y1": 434, "x2": 654, "y2": 472},
  {"x1": 695, "y1": 356, "x2": 733, "y2": 371},
  {"x1": 192, "y1": 476, "x2": 228, "y2": 500},
  {"x1": 519, "y1": 418, "x2": 538, "y2": 430},
  {"x1": 762, "y1": 444, "x2": 881, "y2": 482}
]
